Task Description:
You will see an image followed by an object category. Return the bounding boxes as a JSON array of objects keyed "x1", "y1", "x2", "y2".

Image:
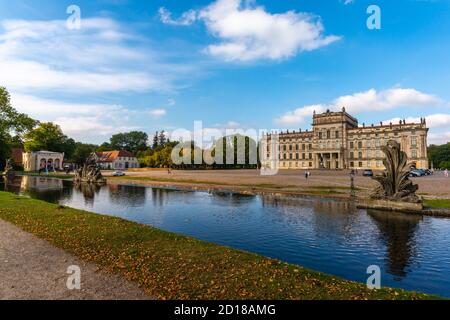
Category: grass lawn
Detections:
[
  {"x1": 0, "y1": 191, "x2": 439, "y2": 300},
  {"x1": 424, "y1": 199, "x2": 450, "y2": 209}
]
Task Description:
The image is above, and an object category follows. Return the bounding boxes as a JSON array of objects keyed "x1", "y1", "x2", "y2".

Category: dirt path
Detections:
[{"x1": 0, "y1": 219, "x2": 151, "y2": 300}]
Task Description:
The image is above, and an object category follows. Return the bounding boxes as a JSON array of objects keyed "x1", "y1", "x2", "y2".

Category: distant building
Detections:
[
  {"x1": 262, "y1": 108, "x2": 429, "y2": 170},
  {"x1": 23, "y1": 151, "x2": 65, "y2": 172},
  {"x1": 94, "y1": 150, "x2": 139, "y2": 170},
  {"x1": 10, "y1": 148, "x2": 24, "y2": 166}
]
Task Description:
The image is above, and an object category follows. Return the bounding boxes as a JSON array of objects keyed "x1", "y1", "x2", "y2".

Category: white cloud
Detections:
[
  {"x1": 276, "y1": 88, "x2": 442, "y2": 125},
  {"x1": 0, "y1": 60, "x2": 158, "y2": 93},
  {"x1": 159, "y1": 7, "x2": 198, "y2": 26},
  {"x1": 429, "y1": 131, "x2": 450, "y2": 146},
  {"x1": 53, "y1": 116, "x2": 137, "y2": 138},
  {"x1": 10, "y1": 93, "x2": 125, "y2": 117},
  {"x1": 0, "y1": 18, "x2": 178, "y2": 94},
  {"x1": 160, "y1": 0, "x2": 340, "y2": 62},
  {"x1": 384, "y1": 114, "x2": 450, "y2": 129},
  {"x1": 148, "y1": 109, "x2": 167, "y2": 118},
  {"x1": 200, "y1": 0, "x2": 340, "y2": 61},
  {"x1": 335, "y1": 88, "x2": 441, "y2": 114},
  {"x1": 275, "y1": 104, "x2": 329, "y2": 125},
  {"x1": 10, "y1": 92, "x2": 137, "y2": 143}
]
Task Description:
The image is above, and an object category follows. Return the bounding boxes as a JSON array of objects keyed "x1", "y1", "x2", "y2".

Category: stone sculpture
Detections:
[
  {"x1": 2, "y1": 159, "x2": 15, "y2": 179},
  {"x1": 371, "y1": 140, "x2": 421, "y2": 203},
  {"x1": 73, "y1": 154, "x2": 106, "y2": 184}
]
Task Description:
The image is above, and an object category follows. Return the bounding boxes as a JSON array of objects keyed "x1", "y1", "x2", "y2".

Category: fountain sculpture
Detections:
[
  {"x1": 359, "y1": 140, "x2": 423, "y2": 212},
  {"x1": 2, "y1": 159, "x2": 15, "y2": 179},
  {"x1": 73, "y1": 154, "x2": 106, "y2": 184}
]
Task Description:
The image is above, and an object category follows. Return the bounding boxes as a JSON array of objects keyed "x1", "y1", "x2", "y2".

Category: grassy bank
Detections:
[
  {"x1": 17, "y1": 172, "x2": 74, "y2": 180},
  {"x1": 424, "y1": 199, "x2": 450, "y2": 209},
  {"x1": 0, "y1": 191, "x2": 437, "y2": 300}
]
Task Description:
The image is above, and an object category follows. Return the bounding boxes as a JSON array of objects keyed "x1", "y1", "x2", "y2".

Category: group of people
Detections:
[{"x1": 304, "y1": 171, "x2": 312, "y2": 180}]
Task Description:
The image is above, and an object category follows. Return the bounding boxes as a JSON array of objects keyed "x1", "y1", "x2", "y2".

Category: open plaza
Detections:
[{"x1": 105, "y1": 168, "x2": 450, "y2": 200}]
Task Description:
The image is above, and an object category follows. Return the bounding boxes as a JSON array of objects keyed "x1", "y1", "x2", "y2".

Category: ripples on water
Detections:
[{"x1": 2, "y1": 175, "x2": 450, "y2": 297}]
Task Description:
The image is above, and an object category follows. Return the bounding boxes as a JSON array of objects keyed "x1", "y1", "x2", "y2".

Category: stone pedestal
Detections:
[{"x1": 357, "y1": 199, "x2": 423, "y2": 214}]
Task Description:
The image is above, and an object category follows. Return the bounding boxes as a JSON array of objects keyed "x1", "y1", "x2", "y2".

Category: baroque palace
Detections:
[{"x1": 263, "y1": 108, "x2": 429, "y2": 170}]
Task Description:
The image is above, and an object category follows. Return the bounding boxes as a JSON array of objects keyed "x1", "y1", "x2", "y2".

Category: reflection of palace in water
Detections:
[{"x1": 261, "y1": 195, "x2": 422, "y2": 279}]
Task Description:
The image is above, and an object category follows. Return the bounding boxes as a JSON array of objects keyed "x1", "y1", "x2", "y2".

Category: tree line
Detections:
[
  {"x1": 1, "y1": 87, "x2": 259, "y2": 170},
  {"x1": 428, "y1": 144, "x2": 450, "y2": 169}
]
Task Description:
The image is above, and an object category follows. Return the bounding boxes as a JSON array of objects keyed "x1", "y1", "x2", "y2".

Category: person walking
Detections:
[
  {"x1": 445, "y1": 169, "x2": 449, "y2": 178},
  {"x1": 305, "y1": 171, "x2": 309, "y2": 180}
]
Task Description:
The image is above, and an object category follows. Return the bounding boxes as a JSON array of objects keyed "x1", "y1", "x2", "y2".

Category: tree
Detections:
[
  {"x1": 97, "y1": 142, "x2": 114, "y2": 152},
  {"x1": 24, "y1": 122, "x2": 75, "y2": 159},
  {"x1": 70, "y1": 143, "x2": 98, "y2": 165},
  {"x1": 158, "y1": 130, "x2": 167, "y2": 146},
  {"x1": 428, "y1": 143, "x2": 450, "y2": 169},
  {"x1": 152, "y1": 131, "x2": 159, "y2": 149},
  {"x1": 0, "y1": 87, "x2": 37, "y2": 169},
  {"x1": 110, "y1": 131, "x2": 149, "y2": 154}
]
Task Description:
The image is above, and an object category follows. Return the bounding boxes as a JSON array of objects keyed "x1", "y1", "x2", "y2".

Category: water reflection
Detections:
[
  {"x1": 108, "y1": 184, "x2": 146, "y2": 207},
  {"x1": 73, "y1": 183, "x2": 102, "y2": 204},
  {"x1": 368, "y1": 210, "x2": 422, "y2": 279}
]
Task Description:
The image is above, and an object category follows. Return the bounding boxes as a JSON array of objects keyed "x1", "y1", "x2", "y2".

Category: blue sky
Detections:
[{"x1": 0, "y1": 0, "x2": 449, "y2": 144}]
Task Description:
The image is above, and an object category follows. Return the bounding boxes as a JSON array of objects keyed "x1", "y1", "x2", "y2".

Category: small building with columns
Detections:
[
  {"x1": 23, "y1": 151, "x2": 65, "y2": 172},
  {"x1": 262, "y1": 108, "x2": 429, "y2": 170}
]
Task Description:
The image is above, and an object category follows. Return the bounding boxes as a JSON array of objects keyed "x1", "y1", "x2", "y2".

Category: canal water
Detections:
[{"x1": 1, "y1": 175, "x2": 450, "y2": 297}]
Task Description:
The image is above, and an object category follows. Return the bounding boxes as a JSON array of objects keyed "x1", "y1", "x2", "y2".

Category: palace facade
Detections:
[{"x1": 263, "y1": 108, "x2": 429, "y2": 170}]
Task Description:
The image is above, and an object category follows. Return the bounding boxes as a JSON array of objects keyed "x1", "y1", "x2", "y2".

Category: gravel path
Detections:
[{"x1": 0, "y1": 219, "x2": 151, "y2": 300}]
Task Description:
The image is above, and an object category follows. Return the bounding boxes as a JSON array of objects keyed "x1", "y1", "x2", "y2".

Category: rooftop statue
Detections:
[{"x1": 371, "y1": 140, "x2": 421, "y2": 203}]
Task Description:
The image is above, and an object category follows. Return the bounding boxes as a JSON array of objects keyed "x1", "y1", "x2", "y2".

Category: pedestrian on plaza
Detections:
[
  {"x1": 305, "y1": 171, "x2": 309, "y2": 180},
  {"x1": 445, "y1": 169, "x2": 449, "y2": 178}
]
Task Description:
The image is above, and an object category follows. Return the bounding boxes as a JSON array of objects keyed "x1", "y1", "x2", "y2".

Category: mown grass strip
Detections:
[{"x1": 424, "y1": 199, "x2": 450, "y2": 209}]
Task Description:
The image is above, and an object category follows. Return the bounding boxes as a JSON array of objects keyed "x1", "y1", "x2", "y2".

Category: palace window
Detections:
[
  {"x1": 309, "y1": 153, "x2": 313, "y2": 160},
  {"x1": 296, "y1": 153, "x2": 299, "y2": 160},
  {"x1": 335, "y1": 131, "x2": 340, "y2": 138},
  {"x1": 359, "y1": 161, "x2": 363, "y2": 168},
  {"x1": 412, "y1": 150, "x2": 417, "y2": 158},
  {"x1": 411, "y1": 137, "x2": 417, "y2": 147},
  {"x1": 350, "y1": 151, "x2": 354, "y2": 159},
  {"x1": 302, "y1": 153, "x2": 306, "y2": 160},
  {"x1": 302, "y1": 144, "x2": 306, "y2": 151},
  {"x1": 319, "y1": 132, "x2": 323, "y2": 139},
  {"x1": 358, "y1": 152, "x2": 363, "y2": 159},
  {"x1": 327, "y1": 130, "x2": 331, "y2": 139},
  {"x1": 350, "y1": 141, "x2": 354, "y2": 149},
  {"x1": 358, "y1": 141, "x2": 363, "y2": 149}
]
